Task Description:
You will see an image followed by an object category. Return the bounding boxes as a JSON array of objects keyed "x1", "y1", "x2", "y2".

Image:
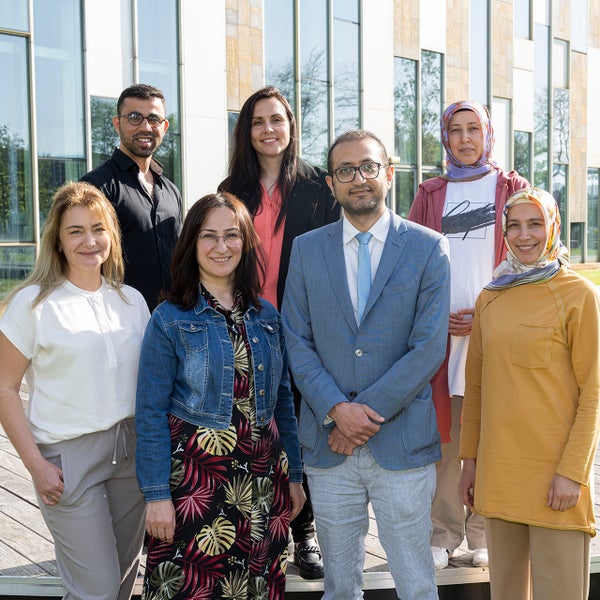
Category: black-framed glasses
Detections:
[
  {"x1": 332, "y1": 162, "x2": 387, "y2": 183},
  {"x1": 118, "y1": 112, "x2": 166, "y2": 127}
]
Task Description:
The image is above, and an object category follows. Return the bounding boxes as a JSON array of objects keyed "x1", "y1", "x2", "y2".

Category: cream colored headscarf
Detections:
[{"x1": 487, "y1": 187, "x2": 569, "y2": 290}]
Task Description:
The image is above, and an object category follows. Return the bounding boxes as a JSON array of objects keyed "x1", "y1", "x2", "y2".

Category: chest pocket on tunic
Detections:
[{"x1": 511, "y1": 324, "x2": 554, "y2": 369}]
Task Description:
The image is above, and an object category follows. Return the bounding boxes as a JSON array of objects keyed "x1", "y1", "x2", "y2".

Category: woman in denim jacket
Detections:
[{"x1": 136, "y1": 192, "x2": 305, "y2": 600}]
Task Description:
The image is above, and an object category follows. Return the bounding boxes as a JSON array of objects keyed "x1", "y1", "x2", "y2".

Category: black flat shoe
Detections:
[{"x1": 293, "y1": 540, "x2": 325, "y2": 580}]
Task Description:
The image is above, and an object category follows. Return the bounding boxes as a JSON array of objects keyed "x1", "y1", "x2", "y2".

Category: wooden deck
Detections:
[{"x1": 1, "y1": 386, "x2": 599, "y2": 597}]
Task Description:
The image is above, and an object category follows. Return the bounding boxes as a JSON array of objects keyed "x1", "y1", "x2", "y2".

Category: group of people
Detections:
[{"x1": 0, "y1": 81, "x2": 597, "y2": 600}]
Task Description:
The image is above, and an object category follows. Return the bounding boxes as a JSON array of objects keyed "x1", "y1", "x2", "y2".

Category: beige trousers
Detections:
[
  {"x1": 485, "y1": 517, "x2": 590, "y2": 600},
  {"x1": 431, "y1": 395, "x2": 486, "y2": 550}
]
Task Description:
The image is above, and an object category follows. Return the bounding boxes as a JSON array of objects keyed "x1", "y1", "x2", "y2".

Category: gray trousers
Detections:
[{"x1": 38, "y1": 418, "x2": 145, "y2": 600}]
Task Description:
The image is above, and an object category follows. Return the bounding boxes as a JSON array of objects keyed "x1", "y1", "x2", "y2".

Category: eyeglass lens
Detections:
[
  {"x1": 121, "y1": 112, "x2": 164, "y2": 126},
  {"x1": 335, "y1": 162, "x2": 382, "y2": 183}
]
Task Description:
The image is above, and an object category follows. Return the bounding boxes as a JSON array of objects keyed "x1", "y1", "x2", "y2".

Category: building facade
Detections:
[{"x1": 1, "y1": 0, "x2": 599, "y2": 295}]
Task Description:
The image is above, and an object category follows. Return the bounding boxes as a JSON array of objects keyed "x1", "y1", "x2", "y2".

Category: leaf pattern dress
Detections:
[{"x1": 142, "y1": 291, "x2": 291, "y2": 600}]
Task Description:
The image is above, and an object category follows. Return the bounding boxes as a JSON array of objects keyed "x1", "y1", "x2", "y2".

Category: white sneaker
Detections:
[
  {"x1": 472, "y1": 547, "x2": 489, "y2": 567},
  {"x1": 431, "y1": 546, "x2": 449, "y2": 570}
]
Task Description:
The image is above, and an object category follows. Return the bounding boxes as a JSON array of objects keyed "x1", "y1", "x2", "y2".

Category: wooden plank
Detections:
[
  {"x1": 0, "y1": 446, "x2": 33, "y2": 481},
  {"x1": 0, "y1": 436, "x2": 22, "y2": 461},
  {"x1": 0, "y1": 513, "x2": 56, "y2": 572},
  {"x1": 0, "y1": 540, "x2": 54, "y2": 577},
  {"x1": 0, "y1": 468, "x2": 38, "y2": 506}
]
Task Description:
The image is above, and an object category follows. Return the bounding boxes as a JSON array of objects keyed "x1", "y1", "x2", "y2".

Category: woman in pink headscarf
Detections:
[
  {"x1": 459, "y1": 187, "x2": 599, "y2": 599},
  {"x1": 408, "y1": 100, "x2": 529, "y2": 569}
]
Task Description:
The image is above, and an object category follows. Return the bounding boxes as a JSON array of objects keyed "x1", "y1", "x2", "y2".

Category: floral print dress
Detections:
[{"x1": 142, "y1": 292, "x2": 291, "y2": 600}]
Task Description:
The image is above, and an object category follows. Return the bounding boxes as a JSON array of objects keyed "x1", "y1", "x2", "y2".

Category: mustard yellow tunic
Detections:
[{"x1": 459, "y1": 268, "x2": 600, "y2": 535}]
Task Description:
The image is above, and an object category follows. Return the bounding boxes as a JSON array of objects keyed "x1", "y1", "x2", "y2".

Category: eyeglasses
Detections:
[
  {"x1": 118, "y1": 112, "x2": 166, "y2": 127},
  {"x1": 332, "y1": 162, "x2": 387, "y2": 183},
  {"x1": 197, "y1": 231, "x2": 244, "y2": 246}
]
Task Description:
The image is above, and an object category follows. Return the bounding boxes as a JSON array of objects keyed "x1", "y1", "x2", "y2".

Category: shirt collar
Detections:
[
  {"x1": 342, "y1": 209, "x2": 391, "y2": 245},
  {"x1": 112, "y1": 146, "x2": 164, "y2": 176}
]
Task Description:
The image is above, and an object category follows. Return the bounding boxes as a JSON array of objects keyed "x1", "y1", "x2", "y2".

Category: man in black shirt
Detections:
[{"x1": 81, "y1": 84, "x2": 182, "y2": 311}]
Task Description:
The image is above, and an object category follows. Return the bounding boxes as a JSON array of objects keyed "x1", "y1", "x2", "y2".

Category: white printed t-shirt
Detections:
[
  {"x1": 443, "y1": 171, "x2": 497, "y2": 396},
  {"x1": 0, "y1": 280, "x2": 150, "y2": 444}
]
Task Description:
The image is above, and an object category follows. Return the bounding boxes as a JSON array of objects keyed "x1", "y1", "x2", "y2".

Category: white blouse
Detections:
[{"x1": 0, "y1": 280, "x2": 150, "y2": 444}]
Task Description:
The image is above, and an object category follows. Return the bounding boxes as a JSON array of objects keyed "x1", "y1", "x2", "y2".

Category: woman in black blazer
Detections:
[{"x1": 219, "y1": 85, "x2": 339, "y2": 579}]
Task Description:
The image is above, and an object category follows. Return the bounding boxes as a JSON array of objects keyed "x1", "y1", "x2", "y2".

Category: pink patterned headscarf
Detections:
[{"x1": 441, "y1": 100, "x2": 496, "y2": 181}]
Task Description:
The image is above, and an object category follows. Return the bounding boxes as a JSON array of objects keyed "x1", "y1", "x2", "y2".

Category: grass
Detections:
[{"x1": 577, "y1": 268, "x2": 600, "y2": 285}]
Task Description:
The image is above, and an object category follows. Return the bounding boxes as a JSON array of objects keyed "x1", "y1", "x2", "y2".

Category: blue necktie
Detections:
[{"x1": 356, "y1": 232, "x2": 372, "y2": 323}]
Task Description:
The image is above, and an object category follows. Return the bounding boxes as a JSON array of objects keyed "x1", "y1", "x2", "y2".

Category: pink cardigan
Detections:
[{"x1": 408, "y1": 167, "x2": 529, "y2": 442}]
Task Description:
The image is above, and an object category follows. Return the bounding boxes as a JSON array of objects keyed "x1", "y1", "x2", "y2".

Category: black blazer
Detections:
[{"x1": 276, "y1": 159, "x2": 340, "y2": 308}]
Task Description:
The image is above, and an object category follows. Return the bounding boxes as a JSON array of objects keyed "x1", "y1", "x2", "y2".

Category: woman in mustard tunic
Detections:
[{"x1": 459, "y1": 187, "x2": 600, "y2": 599}]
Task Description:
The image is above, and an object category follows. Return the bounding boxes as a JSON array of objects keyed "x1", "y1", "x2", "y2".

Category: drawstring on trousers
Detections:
[{"x1": 111, "y1": 420, "x2": 131, "y2": 465}]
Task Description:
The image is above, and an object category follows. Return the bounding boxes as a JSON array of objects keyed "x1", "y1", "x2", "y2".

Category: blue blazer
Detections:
[{"x1": 281, "y1": 210, "x2": 450, "y2": 470}]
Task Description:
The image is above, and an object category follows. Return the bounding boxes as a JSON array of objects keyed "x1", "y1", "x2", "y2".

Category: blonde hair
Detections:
[{"x1": 1, "y1": 182, "x2": 125, "y2": 314}]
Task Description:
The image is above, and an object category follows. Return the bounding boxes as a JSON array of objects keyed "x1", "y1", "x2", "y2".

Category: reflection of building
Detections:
[{"x1": 2, "y1": 0, "x2": 600, "y2": 290}]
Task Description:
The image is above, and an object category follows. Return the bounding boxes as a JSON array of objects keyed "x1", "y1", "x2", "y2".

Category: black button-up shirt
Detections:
[{"x1": 81, "y1": 148, "x2": 183, "y2": 311}]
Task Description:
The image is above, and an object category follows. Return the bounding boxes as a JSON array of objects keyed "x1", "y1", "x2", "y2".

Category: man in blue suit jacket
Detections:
[{"x1": 282, "y1": 130, "x2": 450, "y2": 600}]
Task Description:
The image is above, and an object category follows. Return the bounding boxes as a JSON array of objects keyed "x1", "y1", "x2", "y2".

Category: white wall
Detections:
[
  {"x1": 179, "y1": 0, "x2": 228, "y2": 209},
  {"x1": 588, "y1": 47, "x2": 600, "y2": 167},
  {"x1": 361, "y1": 0, "x2": 395, "y2": 156},
  {"x1": 84, "y1": 0, "x2": 134, "y2": 96}
]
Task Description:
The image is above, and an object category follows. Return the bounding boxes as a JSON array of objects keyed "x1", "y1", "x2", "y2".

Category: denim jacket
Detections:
[{"x1": 135, "y1": 295, "x2": 302, "y2": 501}]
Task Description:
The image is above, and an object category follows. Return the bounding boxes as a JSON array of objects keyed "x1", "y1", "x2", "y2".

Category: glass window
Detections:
[
  {"x1": 90, "y1": 96, "x2": 118, "y2": 168},
  {"x1": 138, "y1": 0, "x2": 181, "y2": 188},
  {"x1": 470, "y1": 0, "x2": 488, "y2": 105},
  {"x1": 0, "y1": 247, "x2": 36, "y2": 299},
  {"x1": 514, "y1": 131, "x2": 532, "y2": 182},
  {"x1": 264, "y1": 0, "x2": 361, "y2": 167},
  {"x1": 333, "y1": 0, "x2": 359, "y2": 136},
  {"x1": 587, "y1": 169, "x2": 599, "y2": 261},
  {"x1": 0, "y1": 34, "x2": 33, "y2": 243},
  {"x1": 514, "y1": 0, "x2": 531, "y2": 39},
  {"x1": 264, "y1": 0, "x2": 295, "y2": 103},
  {"x1": 553, "y1": 88, "x2": 569, "y2": 164},
  {"x1": 33, "y1": 0, "x2": 86, "y2": 221},
  {"x1": 227, "y1": 111, "x2": 239, "y2": 160},
  {"x1": 0, "y1": 0, "x2": 28, "y2": 31},
  {"x1": 552, "y1": 163, "x2": 567, "y2": 228},
  {"x1": 570, "y1": 222, "x2": 583, "y2": 264},
  {"x1": 299, "y1": 0, "x2": 329, "y2": 166},
  {"x1": 421, "y1": 50, "x2": 443, "y2": 168},
  {"x1": 393, "y1": 169, "x2": 417, "y2": 218},
  {"x1": 394, "y1": 57, "x2": 417, "y2": 165},
  {"x1": 334, "y1": 0, "x2": 358, "y2": 21},
  {"x1": 533, "y1": 23, "x2": 549, "y2": 190}
]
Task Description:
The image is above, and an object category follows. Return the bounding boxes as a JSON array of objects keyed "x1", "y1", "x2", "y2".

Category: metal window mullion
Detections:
[
  {"x1": 416, "y1": 57, "x2": 423, "y2": 184},
  {"x1": 327, "y1": 0, "x2": 334, "y2": 146},
  {"x1": 294, "y1": 0, "x2": 301, "y2": 153},
  {"x1": 28, "y1": 0, "x2": 40, "y2": 254},
  {"x1": 132, "y1": 0, "x2": 139, "y2": 82}
]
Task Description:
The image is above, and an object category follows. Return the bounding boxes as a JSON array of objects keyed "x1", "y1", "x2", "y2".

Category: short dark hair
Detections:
[
  {"x1": 327, "y1": 129, "x2": 389, "y2": 174},
  {"x1": 116, "y1": 84, "x2": 166, "y2": 115},
  {"x1": 163, "y1": 192, "x2": 265, "y2": 311}
]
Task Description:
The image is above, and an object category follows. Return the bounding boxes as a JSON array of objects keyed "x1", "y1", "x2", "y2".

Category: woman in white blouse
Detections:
[{"x1": 0, "y1": 181, "x2": 150, "y2": 600}]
